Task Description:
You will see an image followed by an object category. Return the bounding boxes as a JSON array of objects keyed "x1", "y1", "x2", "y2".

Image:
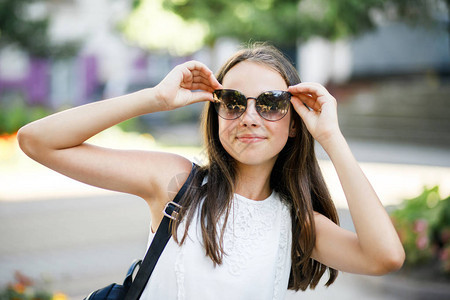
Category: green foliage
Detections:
[
  {"x1": 391, "y1": 186, "x2": 450, "y2": 273},
  {"x1": 143, "y1": 0, "x2": 445, "y2": 48},
  {"x1": 0, "y1": 271, "x2": 59, "y2": 300},
  {"x1": 121, "y1": 0, "x2": 208, "y2": 55},
  {"x1": 0, "y1": 288, "x2": 52, "y2": 300},
  {"x1": 167, "y1": 105, "x2": 199, "y2": 124},
  {"x1": 0, "y1": 0, "x2": 79, "y2": 58},
  {"x1": 116, "y1": 117, "x2": 143, "y2": 133},
  {"x1": 0, "y1": 93, "x2": 50, "y2": 134}
]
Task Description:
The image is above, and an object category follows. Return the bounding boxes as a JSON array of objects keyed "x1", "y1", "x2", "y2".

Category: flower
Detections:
[
  {"x1": 14, "y1": 271, "x2": 33, "y2": 287},
  {"x1": 10, "y1": 282, "x2": 26, "y2": 294},
  {"x1": 390, "y1": 186, "x2": 450, "y2": 274},
  {"x1": 440, "y1": 228, "x2": 450, "y2": 244},
  {"x1": 440, "y1": 248, "x2": 449, "y2": 261},
  {"x1": 413, "y1": 219, "x2": 428, "y2": 233},
  {"x1": 416, "y1": 235, "x2": 429, "y2": 250},
  {"x1": 0, "y1": 271, "x2": 67, "y2": 300},
  {"x1": 52, "y1": 292, "x2": 68, "y2": 300},
  {"x1": 439, "y1": 246, "x2": 450, "y2": 272}
]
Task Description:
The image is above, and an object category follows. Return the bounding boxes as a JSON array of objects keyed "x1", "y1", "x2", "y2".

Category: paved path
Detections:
[
  {"x1": 0, "y1": 194, "x2": 148, "y2": 297},
  {"x1": 5, "y1": 196, "x2": 448, "y2": 299}
]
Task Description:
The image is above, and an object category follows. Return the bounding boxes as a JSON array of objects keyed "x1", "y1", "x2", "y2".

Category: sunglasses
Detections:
[{"x1": 213, "y1": 89, "x2": 292, "y2": 121}]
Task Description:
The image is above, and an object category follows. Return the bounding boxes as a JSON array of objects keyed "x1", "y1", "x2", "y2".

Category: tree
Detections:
[
  {"x1": 0, "y1": 0, "x2": 78, "y2": 58},
  {"x1": 127, "y1": 0, "x2": 447, "y2": 52},
  {"x1": 121, "y1": 0, "x2": 208, "y2": 56}
]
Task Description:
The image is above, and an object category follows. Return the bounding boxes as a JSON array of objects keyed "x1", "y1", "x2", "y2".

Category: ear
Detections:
[{"x1": 289, "y1": 118, "x2": 296, "y2": 137}]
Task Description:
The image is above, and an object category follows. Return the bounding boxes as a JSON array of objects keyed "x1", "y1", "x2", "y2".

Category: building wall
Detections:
[
  {"x1": 298, "y1": 18, "x2": 450, "y2": 84},
  {"x1": 351, "y1": 21, "x2": 450, "y2": 77}
]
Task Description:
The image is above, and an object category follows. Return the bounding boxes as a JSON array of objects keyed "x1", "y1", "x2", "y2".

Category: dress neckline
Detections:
[{"x1": 234, "y1": 190, "x2": 276, "y2": 204}]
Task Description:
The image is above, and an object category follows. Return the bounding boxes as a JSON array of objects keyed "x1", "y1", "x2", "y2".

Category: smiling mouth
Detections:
[{"x1": 236, "y1": 136, "x2": 266, "y2": 143}]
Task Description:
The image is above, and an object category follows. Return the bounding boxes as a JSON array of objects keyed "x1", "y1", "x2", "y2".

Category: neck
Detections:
[{"x1": 234, "y1": 162, "x2": 274, "y2": 200}]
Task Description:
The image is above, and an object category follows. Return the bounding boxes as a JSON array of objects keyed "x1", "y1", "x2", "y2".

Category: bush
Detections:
[
  {"x1": 391, "y1": 186, "x2": 450, "y2": 274},
  {"x1": 0, "y1": 271, "x2": 67, "y2": 300},
  {"x1": 0, "y1": 93, "x2": 50, "y2": 135}
]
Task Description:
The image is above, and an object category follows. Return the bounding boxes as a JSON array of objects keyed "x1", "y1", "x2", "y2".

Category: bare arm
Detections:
[
  {"x1": 289, "y1": 83, "x2": 405, "y2": 275},
  {"x1": 18, "y1": 89, "x2": 179, "y2": 197},
  {"x1": 18, "y1": 61, "x2": 221, "y2": 229}
]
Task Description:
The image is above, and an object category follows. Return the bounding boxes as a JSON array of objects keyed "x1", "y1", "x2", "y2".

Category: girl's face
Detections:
[{"x1": 218, "y1": 61, "x2": 294, "y2": 169}]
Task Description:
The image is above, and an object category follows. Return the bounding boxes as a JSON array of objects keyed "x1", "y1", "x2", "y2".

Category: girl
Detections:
[{"x1": 17, "y1": 44, "x2": 405, "y2": 299}]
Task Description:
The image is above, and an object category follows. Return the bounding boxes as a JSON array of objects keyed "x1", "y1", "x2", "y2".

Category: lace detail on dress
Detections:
[
  {"x1": 175, "y1": 245, "x2": 185, "y2": 300},
  {"x1": 222, "y1": 193, "x2": 278, "y2": 276},
  {"x1": 273, "y1": 204, "x2": 291, "y2": 299}
]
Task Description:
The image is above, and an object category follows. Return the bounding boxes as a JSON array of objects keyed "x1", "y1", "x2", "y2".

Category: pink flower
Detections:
[
  {"x1": 416, "y1": 235, "x2": 429, "y2": 250},
  {"x1": 440, "y1": 247, "x2": 450, "y2": 261},
  {"x1": 413, "y1": 219, "x2": 428, "y2": 233},
  {"x1": 440, "y1": 228, "x2": 450, "y2": 244}
]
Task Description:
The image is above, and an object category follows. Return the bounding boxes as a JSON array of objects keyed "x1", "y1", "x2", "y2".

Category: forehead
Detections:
[{"x1": 221, "y1": 61, "x2": 288, "y2": 95}]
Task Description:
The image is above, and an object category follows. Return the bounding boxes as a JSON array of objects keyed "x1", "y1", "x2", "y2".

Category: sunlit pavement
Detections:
[{"x1": 0, "y1": 137, "x2": 449, "y2": 299}]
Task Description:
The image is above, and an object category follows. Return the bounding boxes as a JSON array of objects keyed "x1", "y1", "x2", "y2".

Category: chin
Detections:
[{"x1": 231, "y1": 152, "x2": 278, "y2": 168}]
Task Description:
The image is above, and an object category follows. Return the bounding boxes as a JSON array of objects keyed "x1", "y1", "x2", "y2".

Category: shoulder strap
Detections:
[{"x1": 125, "y1": 163, "x2": 198, "y2": 300}]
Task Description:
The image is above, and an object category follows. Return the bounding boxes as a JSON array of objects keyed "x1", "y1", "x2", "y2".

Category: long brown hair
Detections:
[{"x1": 173, "y1": 43, "x2": 339, "y2": 291}]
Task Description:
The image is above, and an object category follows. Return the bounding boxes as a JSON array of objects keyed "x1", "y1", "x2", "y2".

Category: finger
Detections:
[
  {"x1": 296, "y1": 93, "x2": 322, "y2": 112},
  {"x1": 182, "y1": 73, "x2": 221, "y2": 91},
  {"x1": 204, "y1": 72, "x2": 222, "y2": 90},
  {"x1": 179, "y1": 66, "x2": 194, "y2": 86},
  {"x1": 191, "y1": 72, "x2": 217, "y2": 86},
  {"x1": 183, "y1": 61, "x2": 218, "y2": 84},
  {"x1": 209, "y1": 73, "x2": 222, "y2": 90},
  {"x1": 182, "y1": 75, "x2": 208, "y2": 88},
  {"x1": 189, "y1": 90, "x2": 215, "y2": 104},
  {"x1": 181, "y1": 64, "x2": 221, "y2": 90},
  {"x1": 288, "y1": 82, "x2": 328, "y2": 95},
  {"x1": 178, "y1": 61, "x2": 211, "y2": 82},
  {"x1": 290, "y1": 96, "x2": 311, "y2": 119},
  {"x1": 288, "y1": 82, "x2": 332, "y2": 105},
  {"x1": 189, "y1": 82, "x2": 218, "y2": 92},
  {"x1": 191, "y1": 70, "x2": 222, "y2": 90},
  {"x1": 191, "y1": 69, "x2": 213, "y2": 80},
  {"x1": 182, "y1": 60, "x2": 212, "y2": 73}
]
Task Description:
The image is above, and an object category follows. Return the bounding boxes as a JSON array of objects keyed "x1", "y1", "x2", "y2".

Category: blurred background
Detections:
[{"x1": 0, "y1": 0, "x2": 449, "y2": 299}]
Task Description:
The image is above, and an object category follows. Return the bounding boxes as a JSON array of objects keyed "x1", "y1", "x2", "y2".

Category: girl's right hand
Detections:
[{"x1": 154, "y1": 60, "x2": 222, "y2": 111}]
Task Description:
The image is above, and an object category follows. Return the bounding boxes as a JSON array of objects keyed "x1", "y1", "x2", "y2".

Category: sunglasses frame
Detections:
[{"x1": 213, "y1": 89, "x2": 292, "y2": 121}]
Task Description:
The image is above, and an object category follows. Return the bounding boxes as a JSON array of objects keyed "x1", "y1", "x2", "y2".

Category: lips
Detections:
[{"x1": 236, "y1": 134, "x2": 266, "y2": 143}]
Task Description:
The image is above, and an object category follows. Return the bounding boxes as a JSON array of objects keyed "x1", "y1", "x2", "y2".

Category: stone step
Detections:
[
  {"x1": 339, "y1": 91, "x2": 450, "y2": 117},
  {"x1": 339, "y1": 114, "x2": 450, "y2": 145},
  {"x1": 334, "y1": 76, "x2": 450, "y2": 146},
  {"x1": 339, "y1": 114, "x2": 450, "y2": 130},
  {"x1": 339, "y1": 107, "x2": 450, "y2": 119}
]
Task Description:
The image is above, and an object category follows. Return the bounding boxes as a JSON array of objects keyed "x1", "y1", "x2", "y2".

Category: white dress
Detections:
[{"x1": 140, "y1": 191, "x2": 292, "y2": 300}]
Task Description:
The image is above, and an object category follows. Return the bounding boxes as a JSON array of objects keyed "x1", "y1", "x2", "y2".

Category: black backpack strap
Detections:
[{"x1": 124, "y1": 163, "x2": 198, "y2": 300}]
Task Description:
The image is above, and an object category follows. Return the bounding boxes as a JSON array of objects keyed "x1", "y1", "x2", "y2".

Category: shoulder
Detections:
[
  {"x1": 313, "y1": 211, "x2": 341, "y2": 233},
  {"x1": 313, "y1": 211, "x2": 332, "y2": 223},
  {"x1": 142, "y1": 152, "x2": 196, "y2": 230},
  {"x1": 148, "y1": 152, "x2": 194, "y2": 193},
  {"x1": 135, "y1": 151, "x2": 193, "y2": 202}
]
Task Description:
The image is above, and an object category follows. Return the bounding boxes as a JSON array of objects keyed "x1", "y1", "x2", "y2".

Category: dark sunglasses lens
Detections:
[
  {"x1": 213, "y1": 90, "x2": 246, "y2": 120},
  {"x1": 256, "y1": 91, "x2": 291, "y2": 121}
]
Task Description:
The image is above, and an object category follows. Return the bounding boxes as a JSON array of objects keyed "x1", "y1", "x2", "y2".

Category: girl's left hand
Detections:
[{"x1": 289, "y1": 82, "x2": 342, "y2": 146}]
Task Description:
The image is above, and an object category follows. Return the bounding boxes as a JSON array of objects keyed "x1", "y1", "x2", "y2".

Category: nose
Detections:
[{"x1": 240, "y1": 98, "x2": 261, "y2": 127}]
